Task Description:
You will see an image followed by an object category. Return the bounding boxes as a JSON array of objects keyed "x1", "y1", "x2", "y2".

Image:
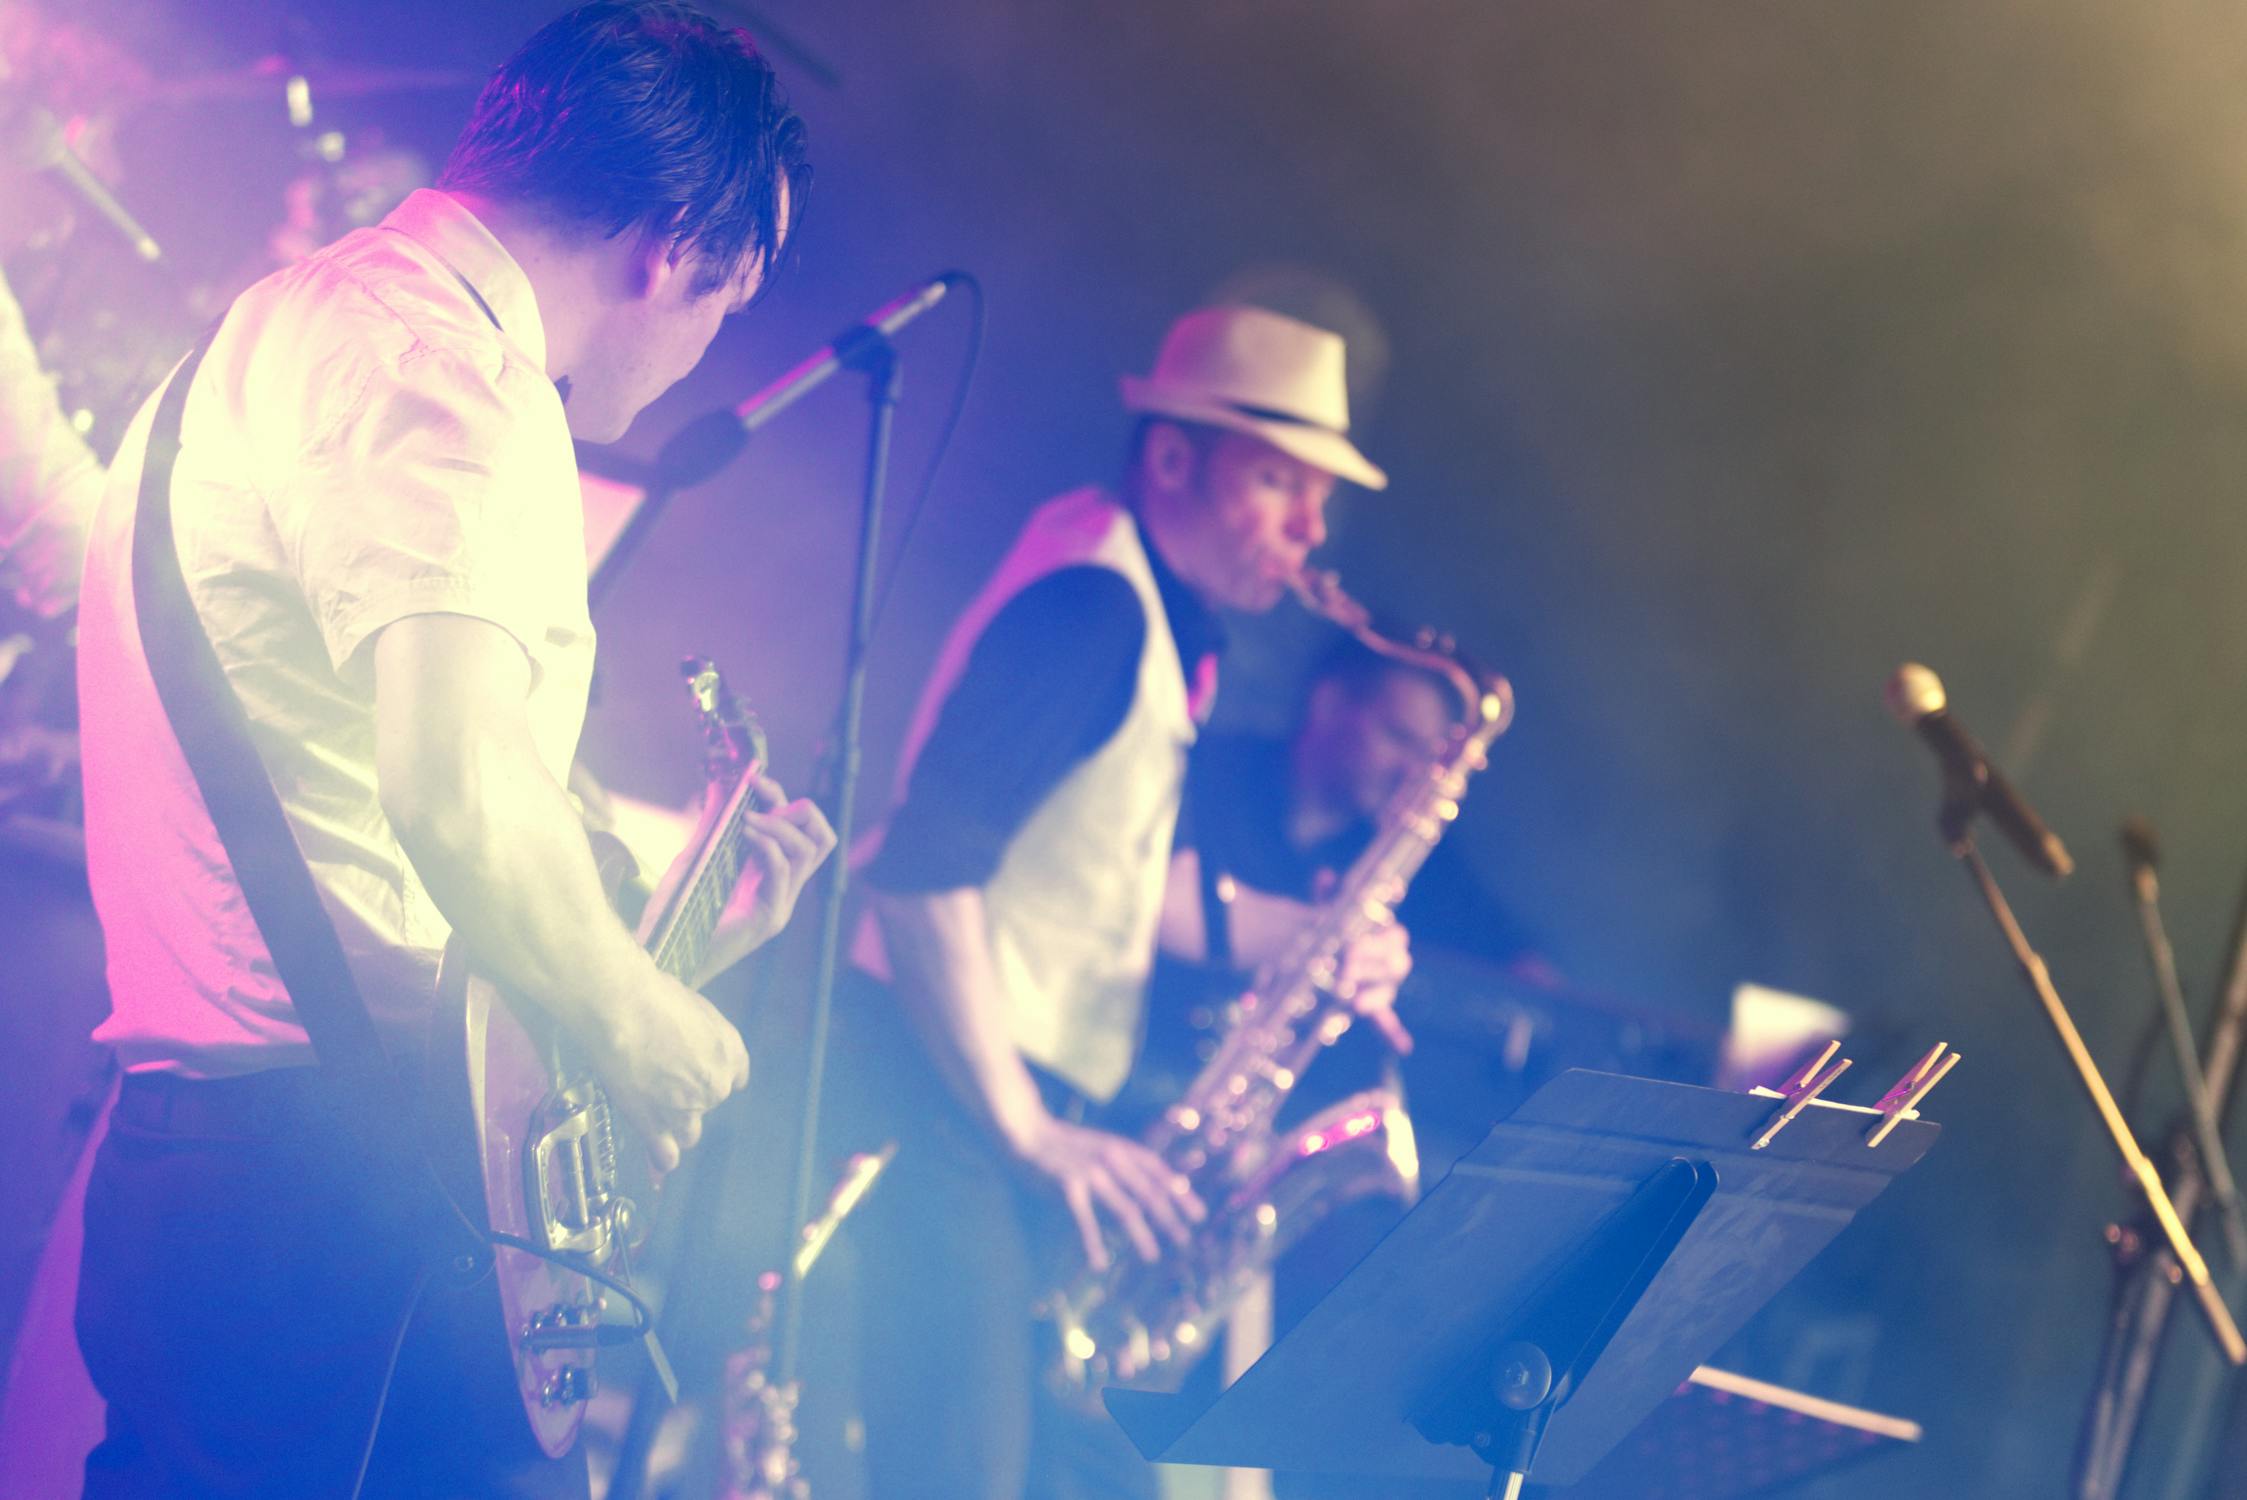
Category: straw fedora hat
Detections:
[{"x1": 1119, "y1": 305, "x2": 1387, "y2": 491}]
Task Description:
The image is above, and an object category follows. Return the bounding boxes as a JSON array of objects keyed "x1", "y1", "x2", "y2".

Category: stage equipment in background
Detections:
[
  {"x1": 138, "y1": 57, "x2": 477, "y2": 111},
  {"x1": 1885, "y1": 665, "x2": 2247, "y2": 1400},
  {"x1": 1715, "y1": 982, "x2": 1852, "y2": 1093},
  {"x1": 1049, "y1": 572, "x2": 1512, "y2": 1395},
  {"x1": 707, "y1": 3, "x2": 844, "y2": 92},
  {"x1": 1553, "y1": 1364, "x2": 1921, "y2": 1500},
  {"x1": 1103, "y1": 1069, "x2": 1941, "y2": 1500},
  {"x1": 0, "y1": 89, "x2": 161, "y2": 263},
  {"x1": 2074, "y1": 825, "x2": 2247, "y2": 1500},
  {"x1": 602, "y1": 273, "x2": 980, "y2": 1500},
  {"x1": 2117, "y1": 819, "x2": 2247, "y2": 1266},
  {"x1": 713, "y1": 1148, "x2": 889, "y2": 1500}
]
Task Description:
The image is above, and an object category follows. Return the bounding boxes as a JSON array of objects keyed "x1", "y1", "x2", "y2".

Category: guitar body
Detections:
[
  {"x1": 430, "y1": 658, "x2": 769, "y2": 1458},
  {"x1": 431, "y1": 832, "x2": 642, "y2": 1458}
]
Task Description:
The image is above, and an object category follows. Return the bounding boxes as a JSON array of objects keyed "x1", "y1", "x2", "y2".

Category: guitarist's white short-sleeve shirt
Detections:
[{"x1": 76, "y1": 190, "x2": 594, "y2": 1077}]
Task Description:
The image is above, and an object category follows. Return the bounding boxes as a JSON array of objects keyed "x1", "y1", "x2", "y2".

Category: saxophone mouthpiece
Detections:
[{"x1": 1287, "y1": 567, "x2": 1371, "y2": 631}]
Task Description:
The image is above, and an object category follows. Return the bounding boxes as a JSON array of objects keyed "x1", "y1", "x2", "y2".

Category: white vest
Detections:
[{"x1": 863, "y1": 488, "x2": 1200, "y2": 1101}]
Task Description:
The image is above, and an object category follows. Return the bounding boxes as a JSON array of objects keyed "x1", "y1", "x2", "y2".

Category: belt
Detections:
[{"x1": 114, "y1": 1066, "x2": 335, "y2": 1139}]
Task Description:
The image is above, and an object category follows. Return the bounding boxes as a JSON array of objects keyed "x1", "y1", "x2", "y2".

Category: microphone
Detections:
[
  {"x1": 1, "y1": 101, "x2": 163, "y2": 264},
  {"x1": 2121, "y1": 815, "x2": 2160, "y2": 903},
  {"x1": 656, "y1": 271, "x2": 965, "y2": 488},
  {"x1": 1885, "y1": 662, "x2": 2075, "y2": 878}
]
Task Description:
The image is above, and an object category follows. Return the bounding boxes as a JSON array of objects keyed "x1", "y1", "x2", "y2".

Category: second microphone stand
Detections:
[
  {"x1": 1949, "y1": 835, "x2": 2241, "y2": 1363},
  {"x1": 1924, "y1": 765, "x2": 2247, "y2": 1423},
  {"x1": 2074, "y1": 849, "x2": 2247, "y2": 1500}
]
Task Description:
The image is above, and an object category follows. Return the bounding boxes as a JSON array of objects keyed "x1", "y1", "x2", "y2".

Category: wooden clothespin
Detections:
[
  {"x1": 1749, "y1": 1040, "x2": 1853, "y2": 1151},
  {"x1": 1866, "y1": 1042, "x2": 1961, "y2": 1148}
]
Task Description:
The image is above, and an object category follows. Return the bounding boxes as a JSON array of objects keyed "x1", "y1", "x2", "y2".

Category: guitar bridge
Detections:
[{"x1": 526, "y1": 1081, "x2": 637, "y2": 1262}]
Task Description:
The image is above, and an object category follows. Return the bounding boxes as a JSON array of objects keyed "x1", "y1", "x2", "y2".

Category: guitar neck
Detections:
[{"x1": 644, "y1": 767, "x2": 764, "y2": 984}]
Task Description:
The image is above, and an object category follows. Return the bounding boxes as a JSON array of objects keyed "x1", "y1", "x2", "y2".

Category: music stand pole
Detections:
[{"x1": 1951, "y1": 835, "x2": 2246, "y2": 1365}]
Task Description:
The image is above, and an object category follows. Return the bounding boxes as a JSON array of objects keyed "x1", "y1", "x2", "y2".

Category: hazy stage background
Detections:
[{"x1": 20, "y1": 2, "x2": 2247, "y2": 1494}]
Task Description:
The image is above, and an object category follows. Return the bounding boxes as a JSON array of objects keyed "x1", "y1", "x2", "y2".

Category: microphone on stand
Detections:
[
  {"x1": 656, "y1": 271, "x2": 965, "y2": 488},
  {"x1": 0, "y1": 100, "x2": 163, "y2": 264},
  {"x1": 1885, "y1": 662, "x2": 2074, "y2": 878},
  {"x1": 2121, "y1": 815, "x2": 2161, "y2": 904}
]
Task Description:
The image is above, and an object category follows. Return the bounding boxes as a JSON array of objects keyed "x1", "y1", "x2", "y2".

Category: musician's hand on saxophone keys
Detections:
[
  {"x1": 1336, "y1": 919, "x2": 1415, "y2": 1055},
  {"x1": 1008, "y1": 1114, "x2": 1207, "y2": 1272}
]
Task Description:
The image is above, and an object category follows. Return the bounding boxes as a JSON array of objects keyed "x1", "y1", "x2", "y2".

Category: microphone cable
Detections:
[
  {"x1": 347, "y1": 1266, "x2": 431, "y2": 1500},
  {"x1": 342, "y1": 1160, "x2": 664, "y2": 1500},
  {"x1": 866, "y1": 270, "x2": 984, "y2": 638}
]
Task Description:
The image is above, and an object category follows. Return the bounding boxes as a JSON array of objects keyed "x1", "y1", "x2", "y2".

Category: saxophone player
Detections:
[{"x1": 833, "y1": 305, "x2": 1413, "y2": 1500}]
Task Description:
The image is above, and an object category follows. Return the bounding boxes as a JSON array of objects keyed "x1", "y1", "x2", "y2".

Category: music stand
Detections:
[{"x1": 1105, "y1": 1069, "x2": 1939, "y2": 1498}]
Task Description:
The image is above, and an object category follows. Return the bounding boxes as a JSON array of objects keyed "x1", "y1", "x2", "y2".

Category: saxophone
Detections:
[{"x1": 1048, "y1": 569, "x2": 1513, "y2": 1391}]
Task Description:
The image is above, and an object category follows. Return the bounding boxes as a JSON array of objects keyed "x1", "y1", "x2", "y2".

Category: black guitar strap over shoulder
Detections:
[{"x1": 130, "y1": 333, "x2": 485, "y2": 1271}]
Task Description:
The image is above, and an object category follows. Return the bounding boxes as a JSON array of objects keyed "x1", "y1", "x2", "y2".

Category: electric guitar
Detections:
[{"x1": 431, "y1": 656, "x2": 770, "y2": 1457}]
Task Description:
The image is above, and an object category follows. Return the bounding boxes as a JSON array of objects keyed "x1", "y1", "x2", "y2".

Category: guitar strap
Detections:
[{"x1": 130, "y1": 331, "x2": 486, "y2": 1273}]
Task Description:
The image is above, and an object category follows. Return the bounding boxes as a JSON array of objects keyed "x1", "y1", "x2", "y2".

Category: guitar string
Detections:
[{"x1": 652, "y1": 779, "x2": 755, "y2": 979}]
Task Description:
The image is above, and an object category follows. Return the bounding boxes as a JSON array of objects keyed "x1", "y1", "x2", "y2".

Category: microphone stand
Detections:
[
  {"x1": 602, "y1": 326, "x2": 913, "y2": 1500},
  {"x1": 589, "y1": 277, "x2": 956, "y2": 612},
  {"x1": 2127, "y1": 859, "x2": 2247, "y2": 1268},
  {"x1": 2074, "y1": 863, "x2": 2247, "y2": 1500},
  {"x1": 772, "y1": 330, "x2": 896, "y2": 1390},
  {"x1": 1943, "y1": 832, "x2": 2243, "y2": 1367}
]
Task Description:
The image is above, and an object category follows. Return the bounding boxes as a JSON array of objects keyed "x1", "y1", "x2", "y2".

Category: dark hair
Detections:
[
  {"x1": 1120, "y1": 416, "x2": 1224, "y2": 506},
  {"x1": 439, "y1": 1, "x2": 809, "y2": 298},
  {"x1": 1307, "y1": 633, "x2": 1466, "y2": 722}
]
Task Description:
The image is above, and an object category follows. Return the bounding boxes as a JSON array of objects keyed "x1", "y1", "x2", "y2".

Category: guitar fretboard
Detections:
[{"x1": 648, "y1": 773, "x2": 760, "y2": 984}]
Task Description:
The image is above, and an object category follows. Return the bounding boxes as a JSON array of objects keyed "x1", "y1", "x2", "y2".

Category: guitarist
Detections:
[{"x1": 68, "y1": 5, "x2": 830, "y2": 1497}]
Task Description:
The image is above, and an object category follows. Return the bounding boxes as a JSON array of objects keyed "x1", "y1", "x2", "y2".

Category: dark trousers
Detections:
[
  {"x1": 829, "y1": 973, "x2": 1158, "y2": 1500},
  {"x1": 75, "y1": 1067, "x2": 587, "y2": 1500}
]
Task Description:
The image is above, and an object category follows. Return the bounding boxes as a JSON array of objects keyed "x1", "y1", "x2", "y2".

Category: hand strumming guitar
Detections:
[{"x1": 579, "y1": 970, "x2": 751, "y2": 1174}]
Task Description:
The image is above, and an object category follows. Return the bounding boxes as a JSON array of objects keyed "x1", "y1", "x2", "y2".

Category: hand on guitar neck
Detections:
[
  {"x1": 662, "y1": 770, "x2": 837, "y2": 989},
  {"x1": 618, "y1": 768, "x2": 836, "y2": 1172}
]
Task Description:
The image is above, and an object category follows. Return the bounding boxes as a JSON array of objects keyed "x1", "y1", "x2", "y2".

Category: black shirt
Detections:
[
  {"x1": 1183, "y1": 731, "x2": 1538, "y2": 963},
  {"x1": 865, "y1": 517, "x2": 1222, "y2": 893}
]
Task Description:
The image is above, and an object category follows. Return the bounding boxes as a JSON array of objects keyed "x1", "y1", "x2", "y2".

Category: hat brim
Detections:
[{"x1": 1120, "y1": 377, "x2": 1388, "y2": 491}]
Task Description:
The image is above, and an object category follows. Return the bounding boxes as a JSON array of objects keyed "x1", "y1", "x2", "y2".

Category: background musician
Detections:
[
  {"x1": 0, "y1": 265, "x2": 100, "y2": 626},
  {"x1": 832, "y1": 304, "x2": 1414, "y2": 1499},
  {"x1": 67, "y1": 5, "x2": 831, "y2": 1494},
  {"x1": 1143, "y1": 634, "x2": 1551, "y2": 1500}
]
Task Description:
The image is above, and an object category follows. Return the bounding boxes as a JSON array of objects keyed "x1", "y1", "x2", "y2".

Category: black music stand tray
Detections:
[{"x1": 1104, "y1": 1069, "x2": 1940, "y2": 1498}]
